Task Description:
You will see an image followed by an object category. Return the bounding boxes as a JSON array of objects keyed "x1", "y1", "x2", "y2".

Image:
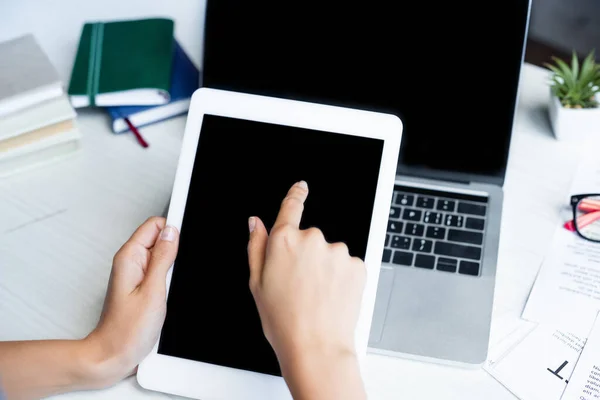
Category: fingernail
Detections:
[
  {"x1": 248, "y1": 217, "x2": 256, "y2": 233},
  {"x1": 297, "y1": 180, "x2": 308, "y2": 190},
  {"x1": 160, "y1": 226, "x2": 176, "y2": 242}
]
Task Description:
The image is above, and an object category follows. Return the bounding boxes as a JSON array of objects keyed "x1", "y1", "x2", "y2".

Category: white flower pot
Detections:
[{"x1": 549, "y1": 91, "x2": 600, "y2": 141}]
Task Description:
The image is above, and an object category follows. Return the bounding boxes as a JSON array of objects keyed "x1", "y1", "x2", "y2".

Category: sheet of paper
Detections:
[
  {"x1": 522, "y1": 142, "x2": 600, "y2": 336},
  {"x1": 484, "y1": 321, "x2": 586, "y2": 400},
  {"x1": 561, "y1": 313, "x2": 600, "y2": 400}
]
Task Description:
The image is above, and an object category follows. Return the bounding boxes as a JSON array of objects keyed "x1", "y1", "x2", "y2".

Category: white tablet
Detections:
[{"x1": 137, "y1": 88, "x2": 402, "y2": 399}]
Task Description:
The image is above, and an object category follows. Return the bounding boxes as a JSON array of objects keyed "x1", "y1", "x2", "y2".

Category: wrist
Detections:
[
  {"x1": 282, "y1": 346, "x2": 358, "y2": 377},
  {"x1": 279, "y1": 338, "x2": 357, "y2": 371},
  {"x1": 53, "y1": 339, "x2": 110, "y2": 392},
  {"x1": 279, "y1": 341, "x2": 362, "y2": 399},
  {"x1": 75, "y1": 333, "x2": 128, "y2": 390}
]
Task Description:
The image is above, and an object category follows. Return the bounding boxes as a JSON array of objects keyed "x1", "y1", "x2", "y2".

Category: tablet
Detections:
[{"x1": 137, "y1": 88, "x2": 402, "y2": 399}]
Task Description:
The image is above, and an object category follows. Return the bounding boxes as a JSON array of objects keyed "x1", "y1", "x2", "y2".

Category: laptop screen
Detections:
[{"x1": 201, "y1": 0, "x2": 531, "y2": 184}]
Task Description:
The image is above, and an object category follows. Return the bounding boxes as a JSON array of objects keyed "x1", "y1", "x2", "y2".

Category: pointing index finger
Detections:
[{"x1": 273, "y1": 181, "x2": 309, "y2": 229}]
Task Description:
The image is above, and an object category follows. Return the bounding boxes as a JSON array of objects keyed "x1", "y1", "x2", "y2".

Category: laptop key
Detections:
[
  {"x1": 390, "y1": 207, "x2": 402, "y2": 219},
  {"x1": 458, "y1": 202, "x2": 487, "y2": 216},
  {"x1": 436, "y1": 257, "x2": 458, "y2": 272},
  {"x1": 414, "y1": 254, "x2": 435, "y2": 269},
  {"x1": 404, "y1": 223, "x2": 425, "y2": 237},
  {"x1": 391, "y1": 235, "x2": 411, "y2": 249},
  {"x1": 466, "y1": 217, "x2": 485, "y2": 230},
  {"x1": 395, "y1": 194, "x2": 414, "y2": 206},
  {"x1": 382, "y1": 249, "x2": 392, "y2": 263},
  {"x1": 392, "y1": 250, "x2": 413, "y2": 266},
  {"x1": 388, "y1": 189, "x2": 488, "y2": 277},
  {"x1": 444, "y1": 214, "x2": 464, "y2": 227},
  {"x1": 402, "y1": 208, "x2": 422, "y2": 221},
  {"x1": 426, "y1": 226, "x2": 446, "y2": 239},
  {"x1": 447, "y1": 229, "x2": 483, "y2": 245},
  {"x1": 411, "y1": 238, "x2": 433, "y2": 253},
  {"x1": 434, "y1": 242, "x2": 481, "y2": 260},
  {"x1": 388, "y1": 220, "x2": 403, "y2": 233},
  {"x1": 416, "y1": 196, "x2": 435, "y2": 209},
  {"x1": 459, "y1": 260, "x2": 480, "y2": 276},
  {"x1": 423, "y1": 211, "x2": 443, "y2": 224},
  {"x1": 437, "y1": 199, "x2": 456, "y2": 212}
]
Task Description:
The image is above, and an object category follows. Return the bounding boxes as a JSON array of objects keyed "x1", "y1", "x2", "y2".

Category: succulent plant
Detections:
[{"x1": 546, "y1": 50, "x2": 600, "y2": 108}]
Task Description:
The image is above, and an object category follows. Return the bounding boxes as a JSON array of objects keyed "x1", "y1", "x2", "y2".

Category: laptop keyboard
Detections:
[{"x1": 383, "y1": 185, "x2": 488, "y2": 277}]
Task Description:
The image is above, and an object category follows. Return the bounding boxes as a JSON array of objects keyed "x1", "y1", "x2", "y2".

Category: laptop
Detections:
[{"x1": 201, "y1": 0, "x2": 532, "y2": 366}]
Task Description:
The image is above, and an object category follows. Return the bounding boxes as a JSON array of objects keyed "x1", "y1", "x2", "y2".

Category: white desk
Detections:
[{"x1": 0, "y1": 3, "x2": 588, "y2": 399}]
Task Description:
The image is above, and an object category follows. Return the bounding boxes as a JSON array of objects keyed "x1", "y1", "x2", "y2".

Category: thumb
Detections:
[
  {"x1": 248, "y1": 217, "x2": 268, "y2": 286},
  {"x1": 145, "y1": 225, "x2": 180, "y2": 290}
]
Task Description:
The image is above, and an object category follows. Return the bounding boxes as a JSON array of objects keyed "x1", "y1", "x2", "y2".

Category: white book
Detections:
[
  {"x1": 0, "y1": 119, "x2": 75, "y2": 153},
  {"x1": 0, "y1": 34, "x2": 63, "y2": 118},
  {"x1": 0, "y1": 128, "x2": 81, "y2": 178},
  {"x1": 110, "y1": 98, "x2": 191, "y2": 133},
  {"x1": 0, "y1": 95, "x2": 76, "y2": 141}
]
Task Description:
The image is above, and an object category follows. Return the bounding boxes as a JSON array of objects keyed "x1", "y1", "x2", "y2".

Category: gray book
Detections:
[{"x1": 0, "y1": 34, "x2": 63, "y2": 118}]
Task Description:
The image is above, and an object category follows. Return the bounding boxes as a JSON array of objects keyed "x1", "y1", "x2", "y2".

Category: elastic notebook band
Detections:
[
  {"x1": 86, "y1": 23, "x2": 98, "y2": 107},
  {"x1": 91, "y1": 22, "x2": 104, "y2": 106},
  {"x1": 86, "y1": 22, "x2": 104, "y2": 107}
]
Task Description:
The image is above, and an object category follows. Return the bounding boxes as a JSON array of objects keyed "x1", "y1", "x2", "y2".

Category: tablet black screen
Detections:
[{"x1": 157, "y1": 114, "x2": 384, "y2": 376}]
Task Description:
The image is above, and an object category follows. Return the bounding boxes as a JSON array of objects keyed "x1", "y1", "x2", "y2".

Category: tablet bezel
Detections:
[{"x1": 137, "y1": 87, "x2": 402, "y2": 400}]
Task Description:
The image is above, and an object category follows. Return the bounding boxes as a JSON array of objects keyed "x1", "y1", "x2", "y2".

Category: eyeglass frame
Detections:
[{"x1": 570, "y1": 193, "x2": 600, "y2": 243}]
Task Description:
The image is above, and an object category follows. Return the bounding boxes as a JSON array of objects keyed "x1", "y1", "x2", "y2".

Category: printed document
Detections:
[
  {"x1": 484, "y1": 321, "x2": 586, "y2": 400},
  {"x1": 561, "y1": 313, "x2": 600, "y2": 400},
  {"x1": 522, "y1": 144, "x2": 600, "y2": 336}
]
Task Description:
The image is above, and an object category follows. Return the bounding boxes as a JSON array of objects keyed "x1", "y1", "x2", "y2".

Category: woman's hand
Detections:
[
  {"x1": 85, "y1": 217, "x2": 180, "y2": 387},
  {"x1": 247, "y1": 181, "x2": 368, "y2": 400},
  {"x1": 0, "y1": 217, "x2": 179, "y2": 400}
]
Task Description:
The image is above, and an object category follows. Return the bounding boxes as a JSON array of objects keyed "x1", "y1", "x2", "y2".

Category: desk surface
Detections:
[{"x1": 0, "y1": 4, "x2": 588, "y2": 399}]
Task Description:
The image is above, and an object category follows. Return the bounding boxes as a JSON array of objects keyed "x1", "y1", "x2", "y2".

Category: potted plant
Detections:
[{"x1": 547, "y1": 50, "x2": 600, "y2": 141}]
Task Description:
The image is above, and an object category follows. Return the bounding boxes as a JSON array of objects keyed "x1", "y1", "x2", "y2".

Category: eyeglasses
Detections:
[{"x1": 565, "y1": 194, "x2": 600, "y2": 242}]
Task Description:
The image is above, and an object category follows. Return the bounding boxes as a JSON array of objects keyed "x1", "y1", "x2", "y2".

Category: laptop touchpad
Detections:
[{"x1": 368, "y1": 267, "x2": 395, "y2": 345}]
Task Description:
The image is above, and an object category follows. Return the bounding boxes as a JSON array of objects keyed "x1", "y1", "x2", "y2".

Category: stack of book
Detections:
[
  {"x1": 0, "y1": 34, "x2": 80, "y2": 177},
  {"x1": 67, "y1": 18, "x2": 200, "y2": 143}
]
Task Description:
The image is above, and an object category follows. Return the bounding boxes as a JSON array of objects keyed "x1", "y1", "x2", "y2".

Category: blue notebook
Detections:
[{"x1": 106, "y1": 40, "x2": 200, "y2": 133}]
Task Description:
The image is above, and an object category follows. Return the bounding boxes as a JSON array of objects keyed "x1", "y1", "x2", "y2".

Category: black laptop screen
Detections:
[{"x1": 202, "y1": 0, "x2": 530, "y2": 183}]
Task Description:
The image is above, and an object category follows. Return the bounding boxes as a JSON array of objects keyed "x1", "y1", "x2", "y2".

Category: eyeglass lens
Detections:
[{"x1": 576, "y1": 195, "x2": 600, "y2": 241}]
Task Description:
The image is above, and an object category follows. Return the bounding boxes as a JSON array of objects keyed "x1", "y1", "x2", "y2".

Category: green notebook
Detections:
[{"x1": 68, "y1": 18, "x2": 175, "y2": 108}]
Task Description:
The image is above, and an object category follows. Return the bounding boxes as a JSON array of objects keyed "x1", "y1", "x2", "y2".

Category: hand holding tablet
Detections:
[
  {"x1": 0, "y1": 89, "x2": 402, "y2": 400},
  {"x1": 247, "y1": 181, "x2": 368, "y2": 400}
]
